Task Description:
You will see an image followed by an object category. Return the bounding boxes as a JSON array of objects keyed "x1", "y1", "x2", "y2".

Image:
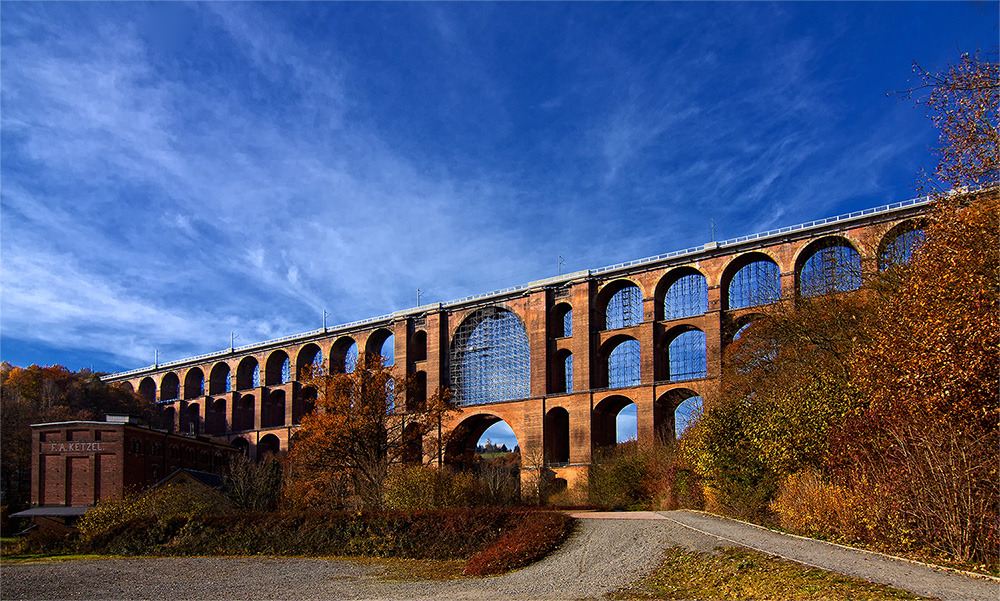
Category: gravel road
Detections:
[{"x1": 3, "y1": 511, "x2": 996, "y2": 601}]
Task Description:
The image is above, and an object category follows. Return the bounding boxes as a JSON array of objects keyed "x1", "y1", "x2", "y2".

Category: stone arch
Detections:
[
  {"x1": 330, "y1": 336, "x2": 358, "y2": 374},
  {"x1": 410, "y1": 330, "x2": 427, "y2": 362},
  {"x1": 183, "y1": 368, "x2": 205, "y2": 399},
  {"x1": 550, "y1": 349, "x2": 573, "y2": 394},
  {"x1": 231, "y1": 436, "x2": 249, "y2": 457},
  {"x1": 264, "y1": 350, "x2": 291, "y2": 386},
  {"x1": 161, "y1": 405, "x2": 176, "y2": 433},
  {"x1": 654, "y1": 388, "x2": 702, "y2": 443},
  {"x1": 236, "y1": 356, "x2": 260, "y2": 390},
  {"x1": 661, "y1": 326, "x2": 707, "y2": 382},
  {"x1": 878, "y1": 219, "x2": 926, "y2": 270},
  {"x1": 552, "y1": 303, "x2": 573, "y2": 338},
  {"x1": 408, "y1": 371, "x2": 427, "y2": 411},
  {"x1": 598, "y1": 335, "x2": 640, "y2": 389},
  {"x1": 184, "y1": 403, "x2": 200, "y2": 435},
  {"x1": 544, "y1": 406, "x2": 570, "y2": 464},
  {"x1": 795, "y1": 236, "x2": 862, "y2": 297},
  {"x1": 233, "y1": 394, "x2": 255, "y2": 432},
  {"x1": 209, "y1": 362, "x2": 231, "y2": 395},
  {"x1": 206, "y1": 398, "x2": 227, "y2": 435},
  {"x1": 138, "y1": 377, "x2": 156, "y2": 404},
  {"x1": 402, "y1": 422, "x2": 423, "y2": 464},
  {"x1": 294, "y1": 386, "x2": 317, "y2": 424},
  {"x1": 118, "y1": 381, "x2": 134, "y2": 393},
  {"x1": 262, "y1": 390, "x2": 285, "y2": 428},
  {"x1": 296, "y1": 343, "x2": 324, "y2": 380},
  {"x1": 445, "y1": 413, "x2": 521, "y2": 471},
  {"x1": 596, "y1": 279, "x2": 644, "y2": 330},
  {"x1": 449, "y1": 306, "x2": 530, "y2": 406},
  {"x1": 160, "y1": 372, "x2": 180, "y2": 402},
  {"x1": 258, "y1": 433, "x2": 281, "y2": 459},
  {"x1": 592, "y1": 394, "x2": 635, "y2": 448},
  {"x1": 721, "y1": 251, "x2": 782, "y2": 310},
  {"x1": 366, "y1": 328, "x2": 395, "y2": 366},
  {"x1": 655, "y1": 267, "x2": 708, "y2": 320}
]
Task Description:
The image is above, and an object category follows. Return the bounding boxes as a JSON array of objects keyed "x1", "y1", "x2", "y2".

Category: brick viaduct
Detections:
[{"x1": 103, "y1": 198, "x2": 930, "y2": 492}]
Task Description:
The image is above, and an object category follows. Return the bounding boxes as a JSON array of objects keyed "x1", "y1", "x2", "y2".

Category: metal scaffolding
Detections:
[
  {"x1": 728, "y1": 260, "x2": 780, "y2": 310},
  {"x1": 450, "y1": 306, "x2": 530, "y2": 406},
  {"x1": 607, "y1": 285, "x2": 643, "y2": 329},
  {"x1": 608, "y1": 338, "x2": 641, "y2": 388},
  {"x1": 664, "y1": 273, "x2": 708, "y2": 319}
]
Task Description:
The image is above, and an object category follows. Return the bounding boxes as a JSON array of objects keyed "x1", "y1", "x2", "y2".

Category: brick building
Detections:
[{"x1": 13, "y1": 415, "x2": 236, "y2": 528}]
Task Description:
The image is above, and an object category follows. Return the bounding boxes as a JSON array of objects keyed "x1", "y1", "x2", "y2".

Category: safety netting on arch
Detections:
[{"x1": 450, "y1": 306, "x2": 530, "y2": 406}]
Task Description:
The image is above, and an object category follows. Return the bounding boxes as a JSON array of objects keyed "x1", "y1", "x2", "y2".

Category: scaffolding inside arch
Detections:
[{"x1": 450, "y1": 306, "x2": 530, "y2": 406}]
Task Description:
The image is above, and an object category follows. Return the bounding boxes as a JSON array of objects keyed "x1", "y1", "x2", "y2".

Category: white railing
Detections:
[{"x1": 104, "y1": 196, "x2": 930, "y2": 381}]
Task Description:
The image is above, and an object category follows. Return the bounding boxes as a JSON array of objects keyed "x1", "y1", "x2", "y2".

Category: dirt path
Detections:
[
  {"x1": 658, "y1": 510, "x2": 999, "y2": 601},
  {"x1": 2, "y1": 511, "x2": 995, "y2": 600}
]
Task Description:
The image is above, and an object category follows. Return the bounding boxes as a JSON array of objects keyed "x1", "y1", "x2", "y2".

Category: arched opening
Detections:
[
  {"x1": 139, "y1": 378, "x2": 156, "y2": 404},
  {"x1": 552, "y1": 303, "x2": 573, "y2": 338},
  {"x1": 592, "y1": 395, "x2": 636, "y2": 448},
  {"x1": 118, "y1": 381, "x2": 134, "y2": 393},
  {"x1": 184, "y1": 403, "x2": 200, "y2": 435},
  {"x1": 599, "y1": 336, "x2": 640, "y2": 389},
  {"x1": 445, "y1": 414, "x2": 520, "y2": 470},
  {"x1": 206, "y1": 398, "x2": 227, "y2": 435},
  {"x1": 544, "y1": 407, "x2": 570, "y2": 464},
  {"x1": 293, "y1": 387, "x2": 317, "y2": 424},
  {"x1": 236, "y1": 357, "x2": 260, "y2": 390},
  {"x1": 411, "y1": 330, "x2": 427, "y2": 362},
  {"x1": 232, "y1": 394, "x2": 255, "y2": 431},
  {"x1": 402, "y1": 422, "x2": 423, "y2": 464},
  {"x1": 366, "y1": 329, "x2": 395, "y2": 367},
  {"x1": 723, "y1": 253, "x2": 781, "y2": 310},
  {"x1": 450, "y1": 306, "x2": 530, "y2": 406},
  {"x1": 658, "y1": 268, "x2": 708, "y2": 320},
  {"x1": 231, "y1": 437, "x2": 250, "y2": 457},
  {"x1": 654, "y1": 388, "x2": 702, "y2": 443},
  {"x1": 265, "y1": 351, "x2": 291, "y2": 386},
  {"x1": 184, "y1": 368, "x2": 205, "y2": 399},
  {"x1": 797, "y1": 237, "x2": 862, "y2": 297},
  {"x1": 209, "y1": 362, "x2": 231, "y2": 395},
  {"x1": 258, "y1": 434, "x2": 280, "y2": 459},
  {"x1": 160, "y1": 372, "x2": 179, "y2": 402},
  {"x1": 878, "y1": 221, "x2": 926, "y2": 270},
  {"x1": 262, "y1": 390, "x2": 285, "y2": 428},
  {"x1": 664, "y1": 327, "x2": 707, "y2": 382},
  {"x1": 598, "y1": 280, "x2": 643, "y2": 330},
  {"x1": 330, "y1": 337, "x2": 358, "y2": 374},
  {"x1": 408, "y1": 371, "x2": 427, "y2": 412},
  {"x1": 161, "y1": 406, "x2": 176, "y2": 433},
  {"x1": 296, "y1": 344, "x2": 324, "y2": 380},
  {"x1": 550, "y1": 350, "x2": 573, "y2": 394}
]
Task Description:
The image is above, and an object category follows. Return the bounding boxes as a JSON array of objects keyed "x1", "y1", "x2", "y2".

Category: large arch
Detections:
[
  {"x1": 662, "y1": 326, "x2": 707, "y2": 382},
  {"x1": 183, "y1": 403, "x2": 200, "y2": 435},
  {"x1": 544, "y1": 406, "x2": 570, "y2": 464},
  {"x1": 592, "y1": 394, "x2": 635, "y2": 448},
  {"x1": 232, "y1": 394, "x2": 255, "y2": 431},
  {"x1": 209, "y1": 362, "x2": 231, "y2": 395},
  {"x1": 231, "y1": 436, "x2": 250, "y2": 457},
  {"x1": 552, "y1": 303, "x2": 573, "y2": 338},
  {"x1": 654, "y1": 388, "x2": 702, "y2": 443},
  {"x1": 264, "y1": 350, "x2": 291, "y2": 386},
  {"x1": 656, "y1": 267, "x2": 708, "y2": 321},
  {"x1": 550, "y1": 349, "x2": 573, "y2": 394},
  {"x1": 183, "y1": 368, "x2": 204, "y2": 400},
  {"x1": 598, "y1": 335, "x2": 640, "y2": 389},
  {"x1": 410, "y1": 330, "x2": 427, "y2": 362},
  {"x1": 258, "y1": 433, "x2": 281, "y2": 459},
  {"x1": 206, "y1": 398, "x2": 227, "y2": 435},
  {"x1": 261, "y1": 390, "x2": 285, "y2": 428},
  {"x1": 160, "y1": 372, "x2": 180, "y2": 402},
  {"x1": 138, "y1": 377, "x2": 156, "y2": 404},
  {"x1": 295, "y1": 343, "x2": 324, "y2": 380},
  {"x1": 796, "y1": 236, "x2": 862, "y2": 297},
  {"x1": 161, "y1": 406, "x2": 176, "y2": 433},
  {"x1": 878, "y1": 220, "x2": 926, "y2": 270},
  {"x1": 330, "y1": 336, "x2": 358, "y2": 374},
  {"x1": 444, "y1": 413, "x2": 520, "y2": 471},
  {"x1": 597, "y1": 279, "x2": 643, "y2": 330},
  {"x1": 236, "y1": 357, "x2": 260, "y2": 390},
  {"x1": 449, "y1": 306, "x2": 530, "y2": 406},
  {"x1": 365, "y1": 329, "x2": 395, "y2": 366},
  {"x1": 293, "y1": 386, "x2": 317, "y2": 424},
  {"x1": 722, "y1": 252, "x2": 781, "y2": 310}
]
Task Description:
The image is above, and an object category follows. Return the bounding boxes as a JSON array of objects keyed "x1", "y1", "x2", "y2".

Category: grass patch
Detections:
[
  {"x1": 1, "y1": 553, "x2": 107, "y2": 564},
  {"x1": 612, "y1": 547, "x2": 929, "y2": 600}
]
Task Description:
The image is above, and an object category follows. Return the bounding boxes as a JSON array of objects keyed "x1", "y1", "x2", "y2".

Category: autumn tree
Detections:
[{"x1": 286, "y1": 354, "x2": 454, "y2": 510}]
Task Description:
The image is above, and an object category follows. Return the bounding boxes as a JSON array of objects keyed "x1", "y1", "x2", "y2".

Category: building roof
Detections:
[
  {"x1": 155, "y1": 468, "x2": 225, "y2": 489},
  {"x1": 10, "y1": 506, "x2": 90, "y2": 518}
]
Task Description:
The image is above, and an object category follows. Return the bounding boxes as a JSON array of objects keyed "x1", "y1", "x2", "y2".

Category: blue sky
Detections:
[{"x1": 2, "y1": 2, "x2": 995, "y2": 379}]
